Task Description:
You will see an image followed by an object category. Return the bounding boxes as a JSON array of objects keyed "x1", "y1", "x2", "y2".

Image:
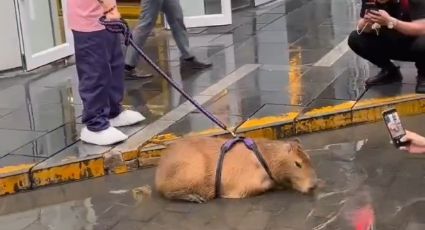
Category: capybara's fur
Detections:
[{"x1": 155, "y1": 136, "x2": 317, "y2": 203}]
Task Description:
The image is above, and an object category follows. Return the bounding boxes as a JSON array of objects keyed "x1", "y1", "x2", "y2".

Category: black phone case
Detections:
[{"x1": 382, "y1": 109, "x2": 410, "y2": 148}]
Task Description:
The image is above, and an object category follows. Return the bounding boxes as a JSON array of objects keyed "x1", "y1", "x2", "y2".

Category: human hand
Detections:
[
  {"x1": 105, "y1": 7, "x2": 121, "y2": 21},
  {"x1": 399, "y1": 130, "x2": 425, "y2": 154},
  {"x1": 357, "y1": 18, "x2": 373, "y2": 33},
  {"x1": 368, "y1": 10, "x2": 392, "y2": 26},
  {"x1": 363, "y1": 13, "x2": 374, "y2": 23}
]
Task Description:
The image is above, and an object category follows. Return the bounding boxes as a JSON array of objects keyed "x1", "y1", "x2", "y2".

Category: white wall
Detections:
[{"x1": 0, "y1": 1, "x2": 22, "y2": 71}]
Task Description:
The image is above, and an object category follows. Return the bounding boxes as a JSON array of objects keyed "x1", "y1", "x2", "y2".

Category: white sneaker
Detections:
[
  {"x1": 110, "y1": 110, "x2": 145, "y2": 127},
  {"x1": 80, "y1": 126, "x2": 128, "y2": 146}
]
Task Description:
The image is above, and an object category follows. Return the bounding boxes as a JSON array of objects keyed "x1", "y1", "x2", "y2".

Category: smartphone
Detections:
[
  {"x1": 365, "y1": 1, "x2": 379, "y2": 13},
  {"x1": 382, "y1": 108, "x2": 409, "y2": 147}
]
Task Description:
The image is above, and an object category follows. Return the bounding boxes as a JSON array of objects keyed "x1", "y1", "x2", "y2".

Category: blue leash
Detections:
[
  {"x1": 99, "y1": 17, "x2": 237, "y2": 138},
  {"x1": 99, "y1": 18, "x2": 277, "y2": 198}
]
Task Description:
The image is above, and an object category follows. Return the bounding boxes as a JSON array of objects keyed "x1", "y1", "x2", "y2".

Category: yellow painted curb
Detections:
[
  {"x1": 137, "y1": 95, "x2": 425, "y2": 166},
  {"x1": 31, "y1": 158, "x2": 105, "y2": 187},
  {"x1": 2, "y1": 94, "x2": 425, "y2": 196},
  {"x1": 0, "y1": 173, "x2": 31, "y2": 196}
]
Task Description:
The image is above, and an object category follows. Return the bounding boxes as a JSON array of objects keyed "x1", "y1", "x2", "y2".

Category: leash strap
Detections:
[
  {"x1": 98, "y1": 17, "x2": 236, "y2": 137},
  {"x1": 98, "y1": 18, "x2": 275, "y2": 199},
  {"x1": 214, "y1": 137, "x2": 275, "y2": 198}
]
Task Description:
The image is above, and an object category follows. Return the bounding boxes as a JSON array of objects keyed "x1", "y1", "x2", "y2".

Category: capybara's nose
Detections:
[
  {"x1": 309, "y1": 178, "x2": 324, "y2": 193},
  {"x1": 308, "y1": 184, "x2": 317, "y2": 193}
]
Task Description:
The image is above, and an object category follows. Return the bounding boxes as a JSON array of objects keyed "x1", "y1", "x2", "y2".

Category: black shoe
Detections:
[
  {"x1": 181, "y1": 57, "x2": 212, "y2": 69},
  {"x1": 124, "y1": 68, "x2": 153, "y2": 80},
  {"x1": 365, "y1": 67, "x2": 402, "y2": 86},
  {"x1": 416, "y1": 75, "x2": 425, "y2": 93}
]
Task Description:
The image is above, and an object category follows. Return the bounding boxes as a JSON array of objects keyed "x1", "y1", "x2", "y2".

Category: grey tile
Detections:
[
  {"x1": 0, "y1": 154, "x2": 45, "y2": 176},
  {"x1": 255, "y1": 13, "x2": 283, "y2": 24},
  {"x1": 0, "y1": 154, "x2": 45, "y2": 167},
  {"x1": 32, "y1": 141, "x2": 110, "y2": 170},
  {"x1": 0, "y1": 103, "x2": 82, "y2": 132},
  {"x1": 162, "y1": 112, "x2": 244, "y2": 136},
  {"x1": 0, "y1": 108, "x2": 14, "y2": 118},
  {"x1": 0, "y1": 129, "x2": 45, "y2": 157},
  {"x1": 406, "y1": 222, "x2": 425, "y2": 230},
  {"x1": 290, "y1": 33, "x2": 347, "y2": 50},
  {"x1": 317, "y1": 68, "x2": 367, "y2": 100},
  {"x1": 10, "y1": 123, "x2": 80, "y2": 158},
  {"x1": 110, "y1": 220, "x2": 145, "y2": 230},
  {"x1": 357, "y1": 84, "x2": 416, "y2": 101},
  {"x1": 250, "y1": 104, "x2": 302, "y2": 119}
]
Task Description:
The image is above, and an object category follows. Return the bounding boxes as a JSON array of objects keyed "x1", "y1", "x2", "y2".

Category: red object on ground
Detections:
[{"x1": 352, "y1": 204, "x2": 375, "y2": 230}]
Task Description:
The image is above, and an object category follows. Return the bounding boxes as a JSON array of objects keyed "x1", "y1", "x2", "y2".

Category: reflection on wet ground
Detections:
[
  {"x1": 0, "y1": 0, "x2": 369, "y2": 168},
  {"x1": 2, "y1": 115, "x2": 425, "y2": 230},
  {"x1": 1, "y1": 0, "x2": 425, "y2": 228}
]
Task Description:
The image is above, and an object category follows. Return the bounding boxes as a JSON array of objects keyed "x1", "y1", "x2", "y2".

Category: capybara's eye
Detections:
[{"x1": 295, "y1": 161, "x2": 302, "y2": 168}]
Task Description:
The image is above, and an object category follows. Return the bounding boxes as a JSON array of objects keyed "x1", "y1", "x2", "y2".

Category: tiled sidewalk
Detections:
[{"x1": 1, "y1": 0, "x2": 425, "y2": 196}]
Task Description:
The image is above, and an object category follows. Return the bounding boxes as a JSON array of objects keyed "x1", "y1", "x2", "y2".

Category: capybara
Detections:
[{"x1": 155, "y1": 136, "x2": 318, "y2": 203}]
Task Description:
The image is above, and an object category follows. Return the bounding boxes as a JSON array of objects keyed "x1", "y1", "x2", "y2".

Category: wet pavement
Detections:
[
  {"x1": 0, "y1": 0, "x2": 424, "y2": 202},
  {"x1": 2, "y1": 114, "x2": 425, "y2": 230}
]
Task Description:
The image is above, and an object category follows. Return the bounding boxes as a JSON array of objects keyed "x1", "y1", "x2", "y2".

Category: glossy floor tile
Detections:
[
  {"x1": 357, "y1": 84, "x2": 416, "y2": 102},
  {"x1": 249, "y1": 103, "x2": 302, "y2": 119},
  {"x1": 9, "y1": 123, "x2": 80, "y2": 158},
  {"x1": 0, "y1": 129, "x2": 45, "y2": 158},
  {"x1": 317, "y1": 68, "x2": 367, "y2": 101},
  {"x1": 0, "y1": 154, "x2": 45, "y2": 174},
  {"x1": 4, "y1": 115, "x2": 425, "y2": 229},
  {"x1": 300, "y1": 98, "x2": 356, "y2": 115},
  {"x1": 0, "y1": 103, "x2": 82, "y2": 132},
  {"x1": 0, "y1": 0, "x2": 423, "y2": 207},
  {"x1": 161, "y1": 112, "x2": 244, "y2": 136}
]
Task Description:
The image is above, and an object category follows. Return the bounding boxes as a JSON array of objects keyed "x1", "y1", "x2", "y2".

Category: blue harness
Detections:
[{"x1": 215, "y1": 137, "x2": 275, "y2": 198}]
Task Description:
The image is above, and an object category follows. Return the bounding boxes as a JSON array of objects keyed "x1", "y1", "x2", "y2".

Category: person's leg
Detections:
[
  {"x1": 73, "y1": 30, "x2": 110, "y2": 132},
  {"x1": 409, "y1": 36, "x2": 425, "y2": 93},
  {"x1": 107, "y1": 31, "x2": 124, "y2": 119},
  {"x1": 348, "y1": 30, "x2": 402, "y2": 85},
  {"x1": 73, "y1": 30, "x2": 127, "y2": 145},
  {"x1": 123, "y1": 0, "x2": 162, "y2": 79},
  {"x1": 107, "y1": 31, "x2": 146, "y2": 126},
  {"x1": 162, "y1": 0, "x2": 212, "y2": 69}
]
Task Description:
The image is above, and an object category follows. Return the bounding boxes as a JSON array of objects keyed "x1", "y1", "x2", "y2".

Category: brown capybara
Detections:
[{"x1": 155, "y1": 136, "x2": 318, "y2": 203}]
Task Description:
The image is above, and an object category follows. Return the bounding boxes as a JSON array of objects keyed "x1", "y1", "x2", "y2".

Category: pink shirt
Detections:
[{"x1": 67, "y1": 0, "x2": 105, "y2": 32}]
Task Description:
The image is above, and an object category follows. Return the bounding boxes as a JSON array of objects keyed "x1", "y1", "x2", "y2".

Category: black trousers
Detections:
[
  {"x1": 73, "y1": 30, "x2": 124, "y2": 132},
  {"x1": 348, "y1": 29, "x2": 425, "y2": 75}
]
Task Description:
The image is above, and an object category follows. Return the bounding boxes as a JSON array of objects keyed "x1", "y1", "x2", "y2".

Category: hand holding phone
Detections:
[
  {"x1": 399, "y1": 130, "x2": 425, "y2": 154},
  {"x1": 382, "y1": 108, "x2": 410, "y2": 147}
]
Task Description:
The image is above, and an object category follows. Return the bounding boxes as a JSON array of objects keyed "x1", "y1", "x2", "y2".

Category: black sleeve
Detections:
[
  {"x1": 360, "y1": 0, "x2": 366, "y2": 18},
  {"x1": 409, "y1": 0, "x2": 425, "y2": 21}
]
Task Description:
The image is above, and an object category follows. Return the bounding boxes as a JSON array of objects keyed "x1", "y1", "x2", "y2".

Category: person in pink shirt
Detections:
[{"x1": 67, "y1": 0, "x2": 145, "y2": 146}]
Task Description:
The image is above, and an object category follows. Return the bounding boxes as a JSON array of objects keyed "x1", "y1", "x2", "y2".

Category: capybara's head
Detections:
[{"x1": 270, "y1": 139, "x2": 317, "y2": 194}]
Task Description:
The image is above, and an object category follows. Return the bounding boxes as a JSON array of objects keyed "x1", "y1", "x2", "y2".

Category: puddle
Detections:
[{"x1": 0, "y1": 135, "x2": 424, "y2": 230}]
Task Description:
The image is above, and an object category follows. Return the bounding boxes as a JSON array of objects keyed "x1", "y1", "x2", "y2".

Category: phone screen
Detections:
[{"x1": 383, "y1": 111, "x2": 405, "y2": 139}]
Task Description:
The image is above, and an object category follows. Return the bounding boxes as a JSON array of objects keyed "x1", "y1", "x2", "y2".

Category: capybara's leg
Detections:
[
  {"x1": 221, "y1": 194, "x2": 244, "y2": 199},
  {"x1": 178, "y1": 194, "x2": 207, "y2": 203},
  {"x1": 164, "y1": 191, "x2": 207, "y2": 203}
]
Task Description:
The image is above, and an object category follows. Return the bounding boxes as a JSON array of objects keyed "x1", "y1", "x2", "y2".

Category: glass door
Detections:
[
  {"x1": 168, "y1": 0, "x2": 232, "y2": 28},
  {"x1": 15, "y1": 0, "x2": 74, "y2": 71}
]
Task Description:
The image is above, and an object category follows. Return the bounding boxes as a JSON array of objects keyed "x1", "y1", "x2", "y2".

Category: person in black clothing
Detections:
[{"x1": 348, "y1": 0, "x2": 425, "y2": 93}]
